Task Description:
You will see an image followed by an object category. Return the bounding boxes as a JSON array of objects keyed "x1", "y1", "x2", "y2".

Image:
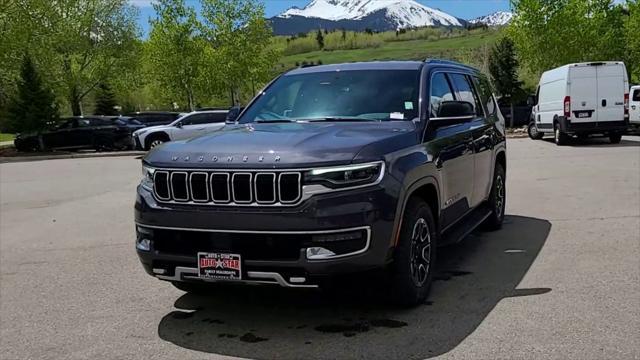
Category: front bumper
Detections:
[
  {"x1": 135, "y1": 179, "x2": 401, "y2": 287},
  {"x1": 132, "y1": 134, "x2": 144, "y2": 150}
]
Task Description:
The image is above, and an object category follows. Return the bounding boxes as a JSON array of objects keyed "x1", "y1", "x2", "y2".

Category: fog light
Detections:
[
  {"x1": 136, "y1": 238, "x2": 151, "y2": 251},
  {"x1": 306, "y1": 247, "x2": 336, "y2": 259}
]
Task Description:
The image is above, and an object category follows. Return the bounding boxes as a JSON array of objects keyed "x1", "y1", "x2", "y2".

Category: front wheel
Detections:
[
  {"x1": 528, "y1": 122, "x2": 544, "y2": 140},
  {"x1": 389, "y1": 198, "x2": 437, "y2": 307}
]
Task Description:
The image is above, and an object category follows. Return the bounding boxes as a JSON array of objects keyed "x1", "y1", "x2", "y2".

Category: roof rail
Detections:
[{"x1": 424, "y1": 58, "x2": 478, "y2": 71}]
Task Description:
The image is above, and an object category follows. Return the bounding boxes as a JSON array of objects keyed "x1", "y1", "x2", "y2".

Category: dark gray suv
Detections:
[{"x1": 135, "y1": 60, "x2": 507, "y2": 306}]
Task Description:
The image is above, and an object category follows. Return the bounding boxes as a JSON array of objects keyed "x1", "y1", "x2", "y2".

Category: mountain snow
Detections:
[
  {"x1": 278, "y1": 0, "x2": 463, "y2": 28},
  {"x1": 469, "y1": 11, "x2": 513, "y2": 26}
]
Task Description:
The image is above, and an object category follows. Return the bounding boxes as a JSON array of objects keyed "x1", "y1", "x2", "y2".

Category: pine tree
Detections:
[
  {"x1": 94, "y1": 82, "x2": 118, "y2": 115},
  {"x1": 489, "y1": 37, "x2": 523, "y2": 128},
  {"x1": 7, "y1": 56, "x2": 58, "y2": 134},
  {"x1": 316, "y1": 29, "x2": 324, "y2": 49}
]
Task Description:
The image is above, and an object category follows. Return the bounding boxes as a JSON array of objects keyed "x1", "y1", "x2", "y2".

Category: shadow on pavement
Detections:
[
  {"x1": 542, "y1": 137, "x2": 639, "y2": 147},
  {"x1": 157, "y1": 215, "x2": 551, "y2": 360}
]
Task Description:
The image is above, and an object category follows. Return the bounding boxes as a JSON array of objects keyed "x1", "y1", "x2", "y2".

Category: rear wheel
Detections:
[
  {"x1": 609, "y1": 133, "x2": 622, "y2": 144},
  {"x1": 528, "y1": 122, "x2": 544, "y2": 140},
  {"x1": 554, "y1": 123, "x2": 569, "y2": 146},
  {"x1": 482, "y1": 162, "x2": 506, "y2": 230},
  {"x1": 389, "y1": 198, "x2": 437, "y2": 307}
]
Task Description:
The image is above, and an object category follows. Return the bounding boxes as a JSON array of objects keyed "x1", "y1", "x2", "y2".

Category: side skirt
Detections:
[{"x1": 440, "y1": 205, "x2": 492, "y2": 246}]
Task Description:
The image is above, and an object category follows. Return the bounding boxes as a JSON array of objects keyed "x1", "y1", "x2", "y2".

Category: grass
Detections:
[
  {"x1": 276, "y1": 30, "x2": 501, "y2": 70},
  {"x1": 0, "y1": 133, "x2": 14, "y2": 142}
]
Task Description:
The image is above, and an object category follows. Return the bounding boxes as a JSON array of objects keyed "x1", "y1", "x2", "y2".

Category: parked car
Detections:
[
  {"x1": 527, "y1": 61, "x2": 630, "y2": 145},
  {"x1": 132, "y1": 110, "x2": 229, "y2": 150},
  {"x1": 14, "y1": 116, "x2": 141, "y2": 152},
  {"x1": 134, "y1": 60, "x2": 507, "y2": 306},
  {"x1": 125, "y1": 111, "x2": 183, "y2": 127},
  {"x1": 629, "y1": 85, "x2": 640, "y2": 132}
]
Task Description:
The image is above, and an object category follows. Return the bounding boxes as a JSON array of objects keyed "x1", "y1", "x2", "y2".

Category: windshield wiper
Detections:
[
  {"x1": 305, "y1": 117, "x2": 380, "y2": 122},
  {"x1": 254, "y1": 119, "x2": 298, "y2": 123}
]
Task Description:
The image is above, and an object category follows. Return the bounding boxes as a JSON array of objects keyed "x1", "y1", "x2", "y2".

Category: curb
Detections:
[{"x1": 0, "y1": 151, "x2": 146, "y2": 164}]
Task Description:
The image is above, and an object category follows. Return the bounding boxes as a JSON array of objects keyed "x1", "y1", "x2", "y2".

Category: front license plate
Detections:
[
  {"x1": 198, "y1": 252, "x2": 242, "y2": 280},
  {"x1": 577, "y1": 112, "x2": 591, "y2": 118}
]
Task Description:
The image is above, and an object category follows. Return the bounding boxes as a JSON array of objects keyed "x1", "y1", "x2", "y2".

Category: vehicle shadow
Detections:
[
  {"x1": 541, "y1": 137, "x2": 639, "y2": 147},
  {"x1": 157, "y1": 215, "x2": 551, "y2": 360}
]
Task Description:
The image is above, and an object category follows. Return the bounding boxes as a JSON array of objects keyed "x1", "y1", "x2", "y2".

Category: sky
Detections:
[{"x1": 132, "y1": 0, "x2": 512, "y2": 35}]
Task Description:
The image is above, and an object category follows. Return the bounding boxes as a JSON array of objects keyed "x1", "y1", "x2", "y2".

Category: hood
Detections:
[
  {"x1": 134, "y1": 124, "x2": 172, "y2": 136},
  {"x1": 144, "y1": 121, "x2": 419, "y2": 168}
]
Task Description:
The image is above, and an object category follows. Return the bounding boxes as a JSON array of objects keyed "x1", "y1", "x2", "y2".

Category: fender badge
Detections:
[
  {"x1": 258, "y1": 156, "x2": 264, "y2": 162},
  {"x1": 242, "y1": 156, "x2": 248, "y2": 162},
  {"x1": 212, "y1": 156, "x2": 218, "y2": 162},
  {"x1": 172, "y1": 156, "x2": 178, "y2": 161},
  {"x1": 275, "y1": 155, "x2": 281, "y2": 162},
  {"x1": 227, "y1": 156, "x2": 233, "y2": 162},
  {"x1": 198, "y1": 156, "x2": 204, "y2": 162},
  {"x1": 184, "y1": 156, "x2": 189, "y2": 161}
]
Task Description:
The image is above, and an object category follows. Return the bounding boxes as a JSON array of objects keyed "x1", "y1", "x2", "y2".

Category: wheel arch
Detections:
[
  {"x1": 144, "y1": 131, "x2": 170, "y2": 150},
  {"x1": 392, "y1": 176, "x2": 441, "y2": 248}
]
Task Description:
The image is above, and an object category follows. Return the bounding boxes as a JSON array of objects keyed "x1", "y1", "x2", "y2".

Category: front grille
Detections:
[{"x1": 153, "y1": 170, "x2": 302, "y2": 206}]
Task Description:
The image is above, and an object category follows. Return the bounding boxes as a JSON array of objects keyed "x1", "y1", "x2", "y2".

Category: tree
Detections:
[
  {"x1": 145, "y1": 0, "x2": 211, "y2": 111},
  {"x1": 509, "y1": 0, "x2": 627, "y2": 75},
  {"x1": 201, "y1": 0, "x2": 279, "y2": 105},
  {"x1": 316, "y1": 29, "x2": 325, "y2": 49},
  {"x1": 6, "y1": 55, "x2": 58, "y2": 135},
  {"x1": 94, "y1": 82, "x2": 118, "y2": 115},
  {"x1": 625, "y1": 0, "x2": 640, "y2": 83},
  {"x1": 489, "y1": 37, "x2": 523, "y2": 128}
]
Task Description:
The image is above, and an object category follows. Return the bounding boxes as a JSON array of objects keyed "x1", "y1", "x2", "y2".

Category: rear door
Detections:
[
  {"x1": 569, "y1": 66, "x2": 598, "y2": 123},
  {"x1": 631, "y1": 87, "x2": 640, "y2": 123},
  {"x1": 596, "y1": 64, "x2": 626, "y2": 123}
]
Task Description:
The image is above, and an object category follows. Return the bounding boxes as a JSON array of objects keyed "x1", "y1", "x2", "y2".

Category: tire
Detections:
[
  {"x1": 482, "y1": 162, "x2": 506, "y2": 230},
  {"x1": 609, "y1": 133, "x2": 622, "y2": 144},
  {"x1": 554, "y1": 123, "x2": 569, "y2": 146},
  {"x1": 389, "y1": 198, "x2": 437, "y2": 307},
  {"x1": 528, "y1": 122, "x2": 544, "y2": 140},
  {"x1": 94, "y1": 137, "x2": 113, "y2": 152},
  {"x1": 171, "y1": 281, "x2": 213, "y2": 294},
  {"x1": 145, "y1": 134, "x2": 168, "y2": 150}
]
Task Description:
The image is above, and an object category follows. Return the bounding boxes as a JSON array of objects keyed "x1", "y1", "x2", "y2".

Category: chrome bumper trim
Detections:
[{"x1": 155, "y1": 267, "x2": 319, "y2": 288}]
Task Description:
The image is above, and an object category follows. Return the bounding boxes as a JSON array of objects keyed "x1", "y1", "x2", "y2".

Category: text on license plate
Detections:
[{"x1": 198, "y1": 252, "x2": 242, "y2": 280}]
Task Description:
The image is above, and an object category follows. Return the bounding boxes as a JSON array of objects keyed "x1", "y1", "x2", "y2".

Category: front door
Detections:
[
  {"x1": 427, "y1": 72, "x2": 475, "y2": 229},
  {"x1": 631, "y1": 88, "x2": 640, "y2": 123}
]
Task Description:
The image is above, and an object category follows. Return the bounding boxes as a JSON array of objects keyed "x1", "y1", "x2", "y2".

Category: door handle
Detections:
[
  {"x1": 633, "y1": 105, "x2": 637, "y2": 110},
  {"x1": 601, "y1": 99, "x2": 607, "y2": 107}
]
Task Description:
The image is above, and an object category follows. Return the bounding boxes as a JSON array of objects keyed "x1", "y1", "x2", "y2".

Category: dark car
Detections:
[
  {"x1": 134, "y1": 60, "x2": 507, "y2": 306},
  {"x1": 14, "y1": 116, "x2": 142, "y2": 152},
  {"x1": 125, "y1": 111, "x2": 182, "y2": 127}
]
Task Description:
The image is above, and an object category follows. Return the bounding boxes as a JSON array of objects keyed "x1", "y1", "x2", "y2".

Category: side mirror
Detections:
[
  {"x1": 226, "y1": 106, "x2": 243, "y2": 124},
  {"x1": 436, "y1": 101, "x2": 475, "y2": 118},
  {"x1": 175, "y1": 121, "x2": 183, "y2": 128},
  {"x1": 527, "y1": 95, "x2": 537, "y2": 106}
]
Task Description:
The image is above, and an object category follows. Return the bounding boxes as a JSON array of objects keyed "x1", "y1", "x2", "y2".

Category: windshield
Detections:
[{"x1": 239, "y1": 69, "x2": 420, "y2": 123}]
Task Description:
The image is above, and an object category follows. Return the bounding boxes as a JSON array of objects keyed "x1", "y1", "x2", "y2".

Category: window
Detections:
[
  {"x1": 239, "y1": 69, "x2": 420, "y2": 123},
  {"x1": 633, "y1": 89, "x2": 640, "y2": 102},
  {"x1": 181, "y1": 114, "x2": 208, "y2": 126},
  {"x1": 205, "y1": 112, "x2": 228, "y2": 123},
  {"x1": 474, "y1": 75, "x2": 497, "y2": 116},
  {"x1": 449, "y1": 73, "x2": 482, "y2": 116},
  {"x1": 430, "y1": 73, "x2": 456, "y2": 118}
]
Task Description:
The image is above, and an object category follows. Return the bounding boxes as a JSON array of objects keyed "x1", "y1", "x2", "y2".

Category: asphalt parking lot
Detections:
[{"x1": 1, "y1": 137, "x2": 639, "y2": 360}]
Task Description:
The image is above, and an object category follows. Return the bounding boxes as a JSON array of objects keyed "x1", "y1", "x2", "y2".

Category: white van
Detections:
[
  {"x1": 527, "y1": 62, "x2": 629, "y2": 145},
  {"x1": 630, "y1": 85, "x2": 640, "y2": 130}
]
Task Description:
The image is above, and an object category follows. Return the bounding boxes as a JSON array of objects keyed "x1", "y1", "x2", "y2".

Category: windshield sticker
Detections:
[
  {"x1": 404, "y1": 101, "x2": 414, "y2": 110},
  {"x1": 390, "y1": 112, "x2": 404, "y2": 120}
]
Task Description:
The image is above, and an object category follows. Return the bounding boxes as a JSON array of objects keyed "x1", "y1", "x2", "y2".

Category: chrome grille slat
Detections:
[{"x1": 154, "y1": 169, "x2": 302, "y2": 206}]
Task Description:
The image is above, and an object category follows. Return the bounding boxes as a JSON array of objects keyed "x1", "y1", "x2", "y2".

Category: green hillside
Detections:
[{"x1": 276, "y1": 30, "x2": 501, "y2": 70}]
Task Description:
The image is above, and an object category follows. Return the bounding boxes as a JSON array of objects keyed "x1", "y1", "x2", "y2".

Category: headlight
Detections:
[
  {"x1": 141, "y1": 164, "x2": 155, "y2": 191},
  {"x1": 304, "y1": 161, "x2": 384, "y2": 189}
]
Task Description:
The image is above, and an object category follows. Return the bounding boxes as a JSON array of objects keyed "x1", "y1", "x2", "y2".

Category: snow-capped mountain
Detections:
[
  {"x1": 270, "y1": 0, "x2": 465, "y2": 35},
  {"x1": 469, "y1": 11, "x2": 513, "y2": 26}
]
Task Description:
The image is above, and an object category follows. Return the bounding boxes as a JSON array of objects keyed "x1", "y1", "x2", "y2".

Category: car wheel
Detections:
[
  {"x1": 528, "y1": 122, "x2": 543, "y2": 140},
  {"x1": 609, "y1": 133, "x2": 622, "y2": 144},
  {"x1": 171, "y1": 281, "x2": 213, "y2": 294},
  {"x1": 482, "y1": 162, "x2": 506, "y2": 230},
  {"x1": 554, "y1": 123, "x2": 569, "y2": 146},
  {"x1": 94, "y1": 137, "x2": 113, "y2": 152},
  {"x1": 389, "y1": 198, "x2": 437, "y2": 307}
]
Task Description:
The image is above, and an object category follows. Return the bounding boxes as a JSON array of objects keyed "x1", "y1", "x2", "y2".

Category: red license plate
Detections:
[{"x1": 198, "y1": 252, "x2": 242, "y2": 280}]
